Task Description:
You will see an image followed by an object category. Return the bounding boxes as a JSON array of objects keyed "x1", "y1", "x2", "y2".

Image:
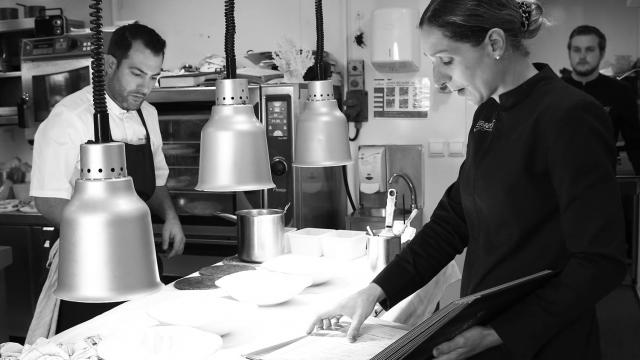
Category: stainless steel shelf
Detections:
[
  {"x1": 148, "y1": 87, "x2": 217, "y2": 103},
  {"x1": 148, "y1": 83, "x2": 259, "y2": 103},
  {"x1": 0, "y1": 18, "x2": 35, "y2": 33},
  {"x1": 0, "y1": 71, "x2": 21, "y2": 79}
]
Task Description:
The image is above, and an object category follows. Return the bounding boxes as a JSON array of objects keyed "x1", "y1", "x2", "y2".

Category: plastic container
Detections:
[
  {"x1": 286, "y1": 228, "x2": 335, "y2": 256},
  {"x1": 321, "y1": 230, "x2": 368, "y2": 260}
]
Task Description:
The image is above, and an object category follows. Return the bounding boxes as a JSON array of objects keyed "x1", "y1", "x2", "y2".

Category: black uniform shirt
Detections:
[
  {"x1": 563, "y1": 73, "x2": 640, "y2": 174},
  {"x1": 373, "y1": 64, "x2": 627, "y2": 359}
]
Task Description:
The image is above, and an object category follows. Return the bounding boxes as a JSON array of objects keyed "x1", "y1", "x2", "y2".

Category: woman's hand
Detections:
[
  {"x1": 432, "y1": 325, "x2": 503, "y2": 360},
  {"x1": 306, "y1": 283, "x2": 385, "y2": 342}
]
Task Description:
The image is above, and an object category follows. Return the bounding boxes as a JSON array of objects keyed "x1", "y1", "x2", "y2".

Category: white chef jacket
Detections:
[{"x1": 30, "y1": 85, "x2": 169, "y2": 200}]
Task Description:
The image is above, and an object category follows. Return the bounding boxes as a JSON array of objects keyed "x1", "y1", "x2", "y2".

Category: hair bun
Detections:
[{"x1": 519, "y1": 1, "x2": 532, "y2": 32}]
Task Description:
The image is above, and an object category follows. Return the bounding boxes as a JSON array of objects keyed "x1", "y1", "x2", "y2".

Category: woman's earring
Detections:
[{"x1": 495, "y1": 55, "x2": 501, "y2": 61}]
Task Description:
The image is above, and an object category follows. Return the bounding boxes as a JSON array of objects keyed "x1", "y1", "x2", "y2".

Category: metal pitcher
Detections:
[{"x1": 236, "y1": 209, "x2": 285, "y2": 263}]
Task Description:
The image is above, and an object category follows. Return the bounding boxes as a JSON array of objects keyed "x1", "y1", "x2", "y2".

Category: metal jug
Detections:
[{"x1": 368, "y1": 233, "x2": 401, "y2": 274}]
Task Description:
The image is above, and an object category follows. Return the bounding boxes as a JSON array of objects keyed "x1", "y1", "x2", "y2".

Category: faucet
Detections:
[{"x1": 388, "y1": 173, "x2": 418, "y2": 211}]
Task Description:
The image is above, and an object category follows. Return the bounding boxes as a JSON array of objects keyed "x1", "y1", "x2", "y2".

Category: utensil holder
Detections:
[{"x1": 367, "y1": 234, "x2": 401, "y2": 274}]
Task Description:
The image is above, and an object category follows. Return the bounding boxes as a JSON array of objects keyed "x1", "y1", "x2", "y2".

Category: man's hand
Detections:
[
  {"x1": 306, "y1": 283, "x2": 385, "y2": 342},
  {"x1": 162, "y1": 217, "x2": 185, "y2": 258},
  {"x1": 432, "y1": 326, "x2": 502, "y2": 360}
]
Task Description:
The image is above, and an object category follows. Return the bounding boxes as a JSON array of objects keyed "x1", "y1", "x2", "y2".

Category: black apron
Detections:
[{"x1": 57, "y1": 109, "x2": 161, "y2": 332}]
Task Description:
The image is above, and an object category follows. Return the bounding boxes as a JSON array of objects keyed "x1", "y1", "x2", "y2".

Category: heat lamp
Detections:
[
  {"x1": 196, "y1": 0, "x2": 274, "y2": 191},
  {"x1": 293, "y1": 0, "x2": 352, "y2": 167},
  {"x1": 54, "y1": 0, "x2": 162, "y2": 302}
]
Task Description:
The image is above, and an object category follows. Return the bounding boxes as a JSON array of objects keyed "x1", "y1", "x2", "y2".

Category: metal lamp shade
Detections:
[
  {"x1": 54, "y1": 142, "x2": 163, "y2": 302},
  {"x1": 294, "y1": 80, "x2": 352, "y2": 167},
  {"x1": 196, "y1": 79, "x2": 275, "y2": 191}
]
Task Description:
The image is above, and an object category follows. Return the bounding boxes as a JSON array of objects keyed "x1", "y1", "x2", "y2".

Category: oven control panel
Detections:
[
  {"x1": 21, "y1": 33, "x2": 109, "y2": 61},
  {"x1": 263, "y1": 93, "x2": 293, "y2": 224}
]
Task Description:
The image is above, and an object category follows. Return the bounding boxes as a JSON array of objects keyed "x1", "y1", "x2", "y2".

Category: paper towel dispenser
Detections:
[
  {"x1": 370, "y1": 8, "x2": 420, "y2": 73},
  {"x1": 358, "y1": 146, "x2": 387, "y2": 194}
]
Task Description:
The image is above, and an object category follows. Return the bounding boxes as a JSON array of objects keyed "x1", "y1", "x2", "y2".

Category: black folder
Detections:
[{"x1": 373, "y1": 269, "x2": 556, "y2": 360}]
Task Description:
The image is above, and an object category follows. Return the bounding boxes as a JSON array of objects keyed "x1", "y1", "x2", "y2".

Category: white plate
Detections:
[
  {"x1": 215, "y1": 270, "x2": 312, "y2": 306},
  {"x1": 147, "y1": 292, "x2": 256, "y2": 336},
  {"x1": 261, "y1": 254, "x2": 338, "y2": 285},
  {"x1": 98, "y1": 325, "x2": 222, "y2": 360}
]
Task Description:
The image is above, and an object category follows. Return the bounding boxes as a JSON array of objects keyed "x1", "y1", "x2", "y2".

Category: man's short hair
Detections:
[
  {"x1": 107, "y1": 22, "x2": 166, "y2": 65},
  {"x1": 567, "y1": 25, "x2": 606, "y2": 53}
]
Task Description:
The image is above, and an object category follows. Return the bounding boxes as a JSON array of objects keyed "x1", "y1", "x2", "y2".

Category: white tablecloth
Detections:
[{"x1": 19, "y1": 257, "x2": 460, "y2": 359}]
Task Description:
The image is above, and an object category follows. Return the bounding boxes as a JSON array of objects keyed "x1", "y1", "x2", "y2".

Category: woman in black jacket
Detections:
[{"x1": 309, "y1": 1, "x2": 627, "y2": 359}]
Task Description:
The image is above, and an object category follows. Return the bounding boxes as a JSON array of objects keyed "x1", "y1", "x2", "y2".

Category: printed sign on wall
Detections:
[{"x1": 373, "y1": 77, "x2": 430, "y2": 118}]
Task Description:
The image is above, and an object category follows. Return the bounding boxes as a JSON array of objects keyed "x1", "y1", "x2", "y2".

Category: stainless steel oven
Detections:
[
  {"x1": 19, "y1": 32, "x2": 111, "y2": 131},
  {"x1": 261, "y1": 83, "x2": 346, "y2": 229}
]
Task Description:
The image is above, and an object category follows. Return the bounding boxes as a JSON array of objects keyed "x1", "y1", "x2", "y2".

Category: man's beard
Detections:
[{"x1": 572, "y1": 63, "x2": 599, "y2": 77}]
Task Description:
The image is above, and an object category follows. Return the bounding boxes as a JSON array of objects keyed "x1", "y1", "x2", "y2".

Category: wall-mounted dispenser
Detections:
[
  {"x1": 370, "y1": 8, "x2": 420, "y2": 73},
  {"x1": 348, "y1": 145, "x2": 424, "y2": 232},
  {"x1": 358, "y1": 146, "x2": 386, "y2": 194}
]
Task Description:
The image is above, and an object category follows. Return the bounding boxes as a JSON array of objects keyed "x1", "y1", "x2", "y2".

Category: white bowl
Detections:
[
  {"x1": 98, "y1": 325, "x2": 222, "y2": 360},
  {"x1": 215, "y1": 270, "x2": 312, "y2": 306},
  {"x1": 322, "y1": 230, "x2": 367, "y2": 260},
  {"x1": 286, "y1": 228, "x2": 335, "y2": 256},
  {"x1": 146, "y1": 292, "x2": 256, "y2": 336},
  {"x1": 261, "y1": 254, "x2": 338, "y2": 285}
]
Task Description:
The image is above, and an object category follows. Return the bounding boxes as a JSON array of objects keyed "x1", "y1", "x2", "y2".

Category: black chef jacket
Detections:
[
  {"x1": 373, "y1": 64, "x2": 627, "y2": 359},
  {"x1": 563, "y1": 73, "x2": 640, "y2": 174}
]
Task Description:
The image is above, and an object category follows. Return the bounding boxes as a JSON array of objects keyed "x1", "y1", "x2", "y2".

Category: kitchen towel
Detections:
[{"x1": 25, "y1": 240, "x2": 60, "y2": 345}]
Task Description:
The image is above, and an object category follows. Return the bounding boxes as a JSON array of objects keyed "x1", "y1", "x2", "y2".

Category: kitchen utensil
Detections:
[
  {"x1": 368, "y1": 232, "x2": 401, "y2": 274},
  {"x1": 366, "y1": 225, "x2": 375, "y2": 237},
  {"x1": 15, "y1": 3, "x2": 45, "y2": 18},
  {"x1": 380, "y1": 188, "x2": 397, "y2": 236},
  {"x1": 215, "y1": 269, "x2": 312, "y2": 306},
  {"x1": 212, "y1": 209, "x2": 285, "y2": 263},
  {"x1": 394, "y1": 208, "x2": 419, "y2": 236}
]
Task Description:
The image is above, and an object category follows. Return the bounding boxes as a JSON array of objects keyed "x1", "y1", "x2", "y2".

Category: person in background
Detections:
[
  {"x1": 563, "y1": 25, "x2": 639, "y2": 262},
  {"x1": 309, "y1": 1, "x2": 626, "y2": 359},
  {"x1": 563, "y1": 25, "x2": 640, "y2": 175},
  {"x1": 26, "y1": 23, "x2": 185, "y2": 343}
]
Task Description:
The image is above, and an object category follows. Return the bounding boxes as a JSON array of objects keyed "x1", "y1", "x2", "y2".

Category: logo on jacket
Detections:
[{"x1": 473, "y1": 119, "x2": 496, "y2": 132}]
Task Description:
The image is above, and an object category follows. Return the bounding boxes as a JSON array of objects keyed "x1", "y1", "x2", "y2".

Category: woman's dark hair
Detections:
[
  {"x1": 419, "y1": 0, "x2": 544, "y2": 56},
  {"x1": 567, "y1": 25, "x2": 606, "y2": 53},
  {"x1": 107, "y1": 22, "x2": 166, "y2": 65}
]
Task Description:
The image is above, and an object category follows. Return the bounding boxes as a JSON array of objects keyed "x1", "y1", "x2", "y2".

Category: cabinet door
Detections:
[{"x1": 0, "y1": 225, "x2": 34, "y2": 338}]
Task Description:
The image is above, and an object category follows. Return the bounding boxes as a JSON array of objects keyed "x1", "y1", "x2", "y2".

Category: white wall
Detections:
[{"x1": 113, "y1": 0, "x2": 347, "y2": 73}]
